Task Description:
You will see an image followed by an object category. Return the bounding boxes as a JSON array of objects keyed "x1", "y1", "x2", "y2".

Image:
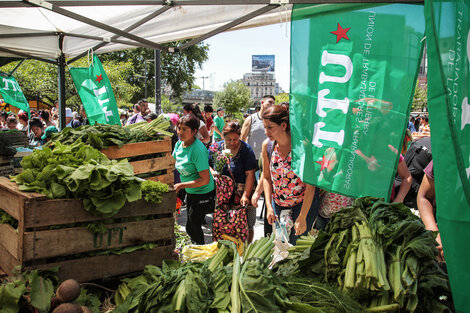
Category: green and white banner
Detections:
[
  {"x1": 425, "y1": 0, "x2": 470, "y2": 311},
  {"x1": 70, "y1": 55, "x2": 121, "y2": 126},
  {"x1": 0, "y1": 75, "x2": 30, "y2": 114},
  {"x1": 290, "y1": 4, "x2": 425, "y2": 199}
]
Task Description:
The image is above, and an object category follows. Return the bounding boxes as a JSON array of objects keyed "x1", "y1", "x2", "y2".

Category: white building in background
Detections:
[{"x1": 242, "y1": 72, "x2": 282, "y2": 102}]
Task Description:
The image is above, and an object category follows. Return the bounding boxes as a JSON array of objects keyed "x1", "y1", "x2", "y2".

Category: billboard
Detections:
[{"x1": 252, "y1": 55, "x2": 275, "y2": 72}]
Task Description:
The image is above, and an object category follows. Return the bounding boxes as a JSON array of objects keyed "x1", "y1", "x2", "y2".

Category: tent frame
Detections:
[{"x1": 1, "y1": 0, "x2": 423, "y2": 128}]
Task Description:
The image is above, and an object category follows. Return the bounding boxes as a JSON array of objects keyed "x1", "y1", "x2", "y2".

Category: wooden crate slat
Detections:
[
  {"x1": 24, "y1": 192, "x2": 175, "y2": 228},
  {"x1": 130, "y1": 155, "x2": 175, "y2": 175},
  {"x1": 0, "y1": 246, "x2": 19, "y2": 277},
  {"x1": 0, "y1": 185, "x2": 25, "y2": 221},
  {"x1": 0, "y1": 224, "x2": 18, "y2": 259},
  {"x1": 23, "y1": 217, "x2": 174, "y2": 260},
  {"x1": 147, "y1": 172, "x2": 175, "y2": 185},
  {"x1": 101, "y1": 138, "x2": 171, "y2": 159},
  {"x1": 29, "y1": 245, "x2": 176, "y2": 282},
  {"x1": 0, "y1": 177, "x2": 47, "y2": 200},
  {"x1": 0, "y1": 156, "x2": 11, "y2": 165}
]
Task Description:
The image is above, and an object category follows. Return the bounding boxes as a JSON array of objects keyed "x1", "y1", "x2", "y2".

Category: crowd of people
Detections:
[
  {"x1": 171, "y1": 97, "x2": 439, "y2": 265},
  {"x1": 172, "y1": 97, "x2": 324, "y2": 246},
  {"x1": 0, "y1": 96, "x2": 440, "y2": 259},
  {"x1": 0, "y1": 98, "x2": 160, "y2": 146}
]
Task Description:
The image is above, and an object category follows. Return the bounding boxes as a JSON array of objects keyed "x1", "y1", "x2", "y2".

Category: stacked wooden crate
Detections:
[
  {"x1": 0, "y1": 177, "x2": 176, "y2": 282},
  {"x1": 101, "y1": 137, "x2": 174, "y2": 185}
]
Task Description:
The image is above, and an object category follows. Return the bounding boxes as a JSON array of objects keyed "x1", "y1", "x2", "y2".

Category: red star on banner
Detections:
[
  {"x1": 316, "y1": 155, "x2": 334, "y2": 171},
  {"x1": 95, "y1": 74, "x2": 103, "y2": 83},
  {"x1": 330, "y1": 23, "x2": 351, "y2": 43}
]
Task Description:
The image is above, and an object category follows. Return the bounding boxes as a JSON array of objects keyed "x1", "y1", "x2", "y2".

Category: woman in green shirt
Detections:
[{"x1": 173, "y1": 113, "x2": 215, "y2": 244}]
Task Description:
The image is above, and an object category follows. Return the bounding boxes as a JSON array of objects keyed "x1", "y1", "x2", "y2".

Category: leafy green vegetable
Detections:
[
  {"x1": 46, "y1": 115, "x2": 172, "y2": 150},
  {"x1": 11, "y1": 142, "x2": 142, "y2": 217},
  {"x1": 0, "y1": 209, "x2": 18, "y2": 229},
  {"x1": 273, "y1": 197, "x2": 452, "y2": 313},
  {"x1": 141, "y1": 180, "x2": 169, "y2": 204},
  {"x1": 0, "y1": 266, "x2": 59, "y2": 313},
  {"x1": 75, "y1": 288, "x2": 102, "y2": 313}
]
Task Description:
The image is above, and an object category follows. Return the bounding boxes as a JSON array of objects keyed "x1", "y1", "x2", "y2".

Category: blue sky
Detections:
[{"x1": 195, "y1": 23, "x2": 291, "y2": 92}]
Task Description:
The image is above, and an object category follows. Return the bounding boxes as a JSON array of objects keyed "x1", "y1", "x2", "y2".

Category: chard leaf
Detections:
[
  {"x1": 29, "y1": 271, "x2": 54, "y2": 313},
  {"x1": 0, "y1": 282, "x2": 26, "y2": 313}
]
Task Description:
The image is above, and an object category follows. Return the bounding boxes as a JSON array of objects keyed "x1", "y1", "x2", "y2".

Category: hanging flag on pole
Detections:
[
  {"x1": 290, "y1": 4, "x2": 425, "y2": 200},
  {"x1": 0, "y1": 75, "x2": 30, "y2": 114},
  {"x1": 425, "y1": 0, "x2": 470, "y2": 311},
  {"x1": 70, "y1": 55, "x2": 121, "y2": 126}
]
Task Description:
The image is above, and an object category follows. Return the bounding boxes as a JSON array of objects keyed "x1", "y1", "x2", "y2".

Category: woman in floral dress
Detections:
[{"x1": 261, "y1": 103, "x2": 320, "y2": 245}]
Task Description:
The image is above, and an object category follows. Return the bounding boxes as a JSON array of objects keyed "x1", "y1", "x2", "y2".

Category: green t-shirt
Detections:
[
  {"x1": 173, "y1": 138, "x2": 214, "y2": 194},
  {"x1": 213, "y1": 115, "x2": 225, "y2": 139}
]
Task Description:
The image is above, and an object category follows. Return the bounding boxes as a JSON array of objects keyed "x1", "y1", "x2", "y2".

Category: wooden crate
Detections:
[
  {"x1": 0, "y1": 156, "x2": 14, "y2": 177},
  {"x1": 0, "y1": 177, "x2": 176, "y2": 282},
  {"x1": 101, "y1": 138, "x2": 174, "y2": 185}
]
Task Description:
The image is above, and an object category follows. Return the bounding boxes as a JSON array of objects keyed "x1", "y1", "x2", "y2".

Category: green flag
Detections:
[
  {"x1": 70, "y1": 55, "x2": 121, "y2": 126},
  {"x1": 290, "y1": 4, "x2": 425, "y2": 200},
  {"x1": 0, "y1": 75, "x2": 30, "y2": 114},
  {"x1": 425, "y1": 1, "x2": 470, "y2": 311}
]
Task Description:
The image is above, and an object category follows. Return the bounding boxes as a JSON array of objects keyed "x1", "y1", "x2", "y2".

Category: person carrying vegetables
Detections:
[
  {"x1": 173, "y1": 113, "x2": 215, "y2": 245},
  {"x1": 208, "y1": 121, "x2": 257, "y2": 242},
  {"x1": 261, "y1": 103, "x2": 320, "y2": 245}
]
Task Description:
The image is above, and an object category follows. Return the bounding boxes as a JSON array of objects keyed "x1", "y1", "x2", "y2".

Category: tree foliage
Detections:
[
  {"x1": 412, "y1": 81, "x2": 427, "y2": 112},
  {"x1": 161, "y1": 94, "x2": 183, "y2": 114},
  {"x1": 213, "y1": 80, "x2": 252, "y2": 118},
  {"x1": 0, "y1": 40, "x2": 209, "y2": 109},
  {"x1": 275, "y1": 93, "x2": 289, "y2": 105},
  {"x1": 100, "y1": 41, "x2": 209, "y2": 102}
]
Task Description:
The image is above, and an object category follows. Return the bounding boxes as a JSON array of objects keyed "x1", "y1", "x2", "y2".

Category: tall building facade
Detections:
[{"x1": 242, "y1": 72, "x2": 281, "y2": 101}]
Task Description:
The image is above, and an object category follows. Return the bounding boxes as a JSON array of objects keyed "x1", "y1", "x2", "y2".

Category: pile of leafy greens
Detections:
[
  {"x1": 0, "y1": 266, "x2": 101, "y2": 313},
  {"x1": 273, "y1": 197, "x2": 452, "y2": 313},
  {"x1": 11, "y1": 141, "x2": 142, "y2": 217},
  {"x1": 0, "y1": 266, "x2": 58, "y2": 313},
  {"x1": 47, "y1": 116, "x2": 172, "y2": 150},
  {"x1": 111, "y1": 236, "x2": 366, "y2": 313}
]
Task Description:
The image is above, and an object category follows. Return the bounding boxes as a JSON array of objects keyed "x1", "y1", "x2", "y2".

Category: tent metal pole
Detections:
[
  {"x1": 0, "y1": 0, "x2": 424, "y2": 7},
  {"x1": 177, "y1": 4, "x2": 279, "y2": 51},
  {"x1": 0, "y1": 47, "x2": 56, "y2": 64},
  {"x1": 58, "y1": 34, "x2": 67, "y2": 130},
  {"x1": 0, "y1": 32, "x2": 58, "y2": 39},
  {"x1": 155, "y1": 49, "x2": 161, "y2": 114},
  {"x1": 64, "y1": 32, "x2": 162, "y2": 49},
  {"x1": 8, "y1": 59, "x2": 26, "y2": 76},
  {"x1": 23, "y1": 0, "x2": 169, "y2": 51},
  {"x1": 68, "y1": 5, "x2": 171, "y2": 64}
]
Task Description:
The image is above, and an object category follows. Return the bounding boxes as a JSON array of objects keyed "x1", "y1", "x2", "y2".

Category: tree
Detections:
[
  {"x1": 213, "y1": 80, "x2": 251, "y2": 118},
  {"x1": 275, "y1": 92, "x2": 289, "y2": 105},
  {"x1": 100, "y1": 40, "x2": 209, "y2": 102},
  {"x1": 412, "y1": 81, "x2": 427, "y2": 112},
  {"x1": 161, "y1": 95, "x2": 182, "y2": 114},
  {"x1": 0, "y1": 39, "x2": 209, "y2": 109},
  {"x1": 0, "y1": 58, "x2": 140, "y2": 110}
]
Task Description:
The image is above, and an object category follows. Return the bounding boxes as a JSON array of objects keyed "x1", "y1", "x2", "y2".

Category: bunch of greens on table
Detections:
[
  {"x1": 10, "y1": 141, "x2": 141, "y2": 217},
  {"x1": 47, "y1": 116, "x2": 172, "y2": 149},
  {"x1": 274, "y1": 197, "x2": 452, "y2": 313},
  {"x1": 111, "y1": 235, "x2": 365, "y2": 313}
]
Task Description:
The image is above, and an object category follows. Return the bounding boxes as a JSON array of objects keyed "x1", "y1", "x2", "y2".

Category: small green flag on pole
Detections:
[
  {"x1": 0, "y1": 75, "x2": 30, "y2": 114},
  {"x1": 425, "y1": 0, "x2": 470, "y2": 311},
  {"x1": 70, "y1": 55, "x2": 121, "y2": 126},
  {"x1": 290, "y1": 4, "x2": 425, "y2": 200}
]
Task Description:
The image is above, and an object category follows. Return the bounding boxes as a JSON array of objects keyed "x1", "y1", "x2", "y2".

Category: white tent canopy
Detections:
[{"x1": 0, "y1": 0, "x2": 297, "y2": 61}]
